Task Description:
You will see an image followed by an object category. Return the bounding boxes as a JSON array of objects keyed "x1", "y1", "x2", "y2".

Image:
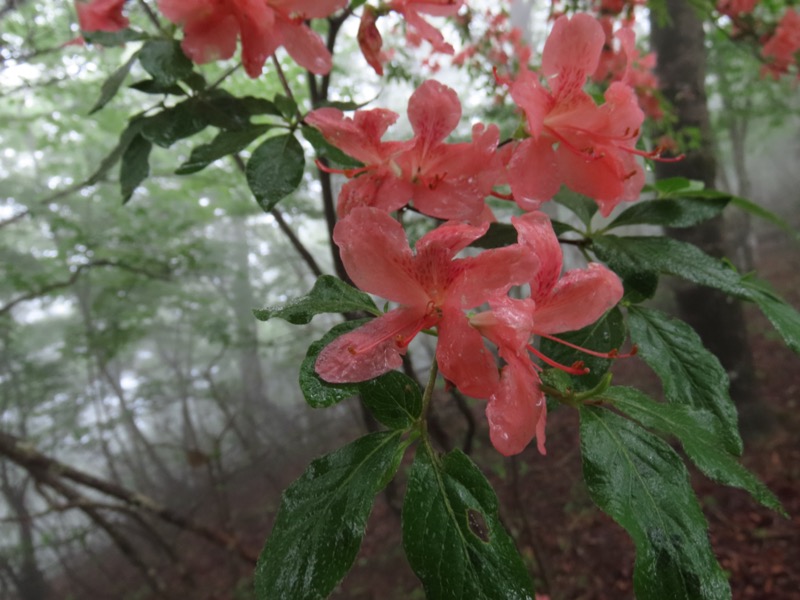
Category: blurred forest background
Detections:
[{"x1": 1, "y1": 1, "x2": 799, "y2": 599}]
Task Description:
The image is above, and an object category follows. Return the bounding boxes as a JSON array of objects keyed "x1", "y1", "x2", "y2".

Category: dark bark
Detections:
[{"x1": 651, "y1": 1, "x2": 765, "y2": 435}]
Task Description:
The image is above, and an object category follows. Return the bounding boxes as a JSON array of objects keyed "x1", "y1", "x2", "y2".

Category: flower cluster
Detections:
[{"x1": 311, "y1": 14, "x2": 634, "y2": 455}]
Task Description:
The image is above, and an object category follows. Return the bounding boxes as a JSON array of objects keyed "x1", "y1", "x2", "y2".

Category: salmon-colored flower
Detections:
[
  {"x1": 157, "y1": 0, "x2": 346, "y2": 78},
  {"x1": 761, "y1": 9, "x2": 800, "y2": 79},
  {"x1": 75, "y1": 0, "x2": 128, "y2": 32},
  {"x1": 307, "y1": 80, "x2": 503, "y2": 222},
  {"x1": 472, "y1": 212, "x2": 623, "y2": 456},
  {"x1": 357, "y1": 1, "x2": 463, "y2": 74},
  {"x1": 315, "y1": 207, "x2": 536, "y2": 399},
  {"x1": 506, "y1": 13, "x2": 648, "y2": 215}
]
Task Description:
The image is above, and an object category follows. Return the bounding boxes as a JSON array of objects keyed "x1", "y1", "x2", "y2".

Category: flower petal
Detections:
[
  {"x1": 507, "y1": 137, "x2": 561, "y2": 210},
  {"x1": 315, "y1": 307, "x2": 428, "y2": 383},
  {"x1": 486, "y1": 355, "x2": 546, "y2": 456},
  {"x1": 533, "y1": 263, "x2": 623, "y2": 335},
  {"x1": 512, "y1": 211, "x2": 562, "y2": 303},
  {"x1": 334, "y1": 207, "x2": 428, "y2": 306},
  {"x1": 278, "y1": 19, "x2": 334, "y2": 75},
  {"x1": 453, "y1": 245, "x2": 537, "y2": 309},
  {"x1": 407, "y1": 80, "x2": 461, "y2": 151},
  {"x1": 436, "y1": 306, "x2": 498, "y2": 399},
  {"x1": 542, "y1": 14, "x2": 604, "y2": 98}
]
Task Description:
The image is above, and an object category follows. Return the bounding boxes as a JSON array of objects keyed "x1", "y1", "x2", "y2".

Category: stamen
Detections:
[
  {"x1": 527, "y1": 343, "x2": 590, "y2": 375},
  {"x1": 537, "y1": 333, "x2": 639, "y2": 359},
  {"x1": 491, "y1": 190, "x2": 515, "y2": 201},
  {"x1": 314, "y1": 158, "x2": 370, "y2": 178},
  {"x1": 621, "y1": 145, "x2": 685, "y2": 162}
]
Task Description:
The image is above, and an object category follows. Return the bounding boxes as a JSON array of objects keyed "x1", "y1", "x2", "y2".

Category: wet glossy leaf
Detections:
[
  {"x1": 403, "y1": 446, "x2": 535, "y2": 600},
  {"x1": 253, "y1": 275, "x2": 378, "y2": 325},
  {"x1": 138, "y1": 39, "x2": 193, "y2": 86},
  {"x1": 580, "y1": 406, "x2": 731, "y2": 600},
  {"x1": 89, "y1": 53, "x2": 138, "y2": 114},
  {"x1": 246, "y1": 134, "x2": 305, "y2": 211},
  {"x1": 607, "y1": 196, "x2": 729, "y2": 229},
  {"x1": 255, "y1": 431, "x2": 406, "y2": 600},
  {"x1": 299, "y1": 320, "x2": 364, "y2": 408},
  {"x1": 555, "y1": 189, "x2": 598, "y2": 227},
  {"x1": 627, "y1": 306, "x2": 742, "y2": 455},
  {"x1": 176, "y1": 125, "x2": 271, "y2": 175},
  {"x1": 359, "y1": 370, "x2": 422, "y2": 429},
  {"x1": 120, "y1": 134, "x2": 152, "y2": 204},
  {"x1": 603, "y1": 387, "x2": 783, "y2": 514},
  {"x1": 539, "y1": 307, "x2": 625, "y2": 391}
]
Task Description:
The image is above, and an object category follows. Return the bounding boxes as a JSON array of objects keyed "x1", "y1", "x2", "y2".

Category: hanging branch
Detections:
[{"x1": 0, "y1": 430, "x2": 259, "y2": 564}]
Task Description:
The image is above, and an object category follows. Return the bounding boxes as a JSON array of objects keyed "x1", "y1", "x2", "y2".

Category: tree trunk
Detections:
[{"x1": 650, "y1": 1, "x2": 765, "y2": 435}]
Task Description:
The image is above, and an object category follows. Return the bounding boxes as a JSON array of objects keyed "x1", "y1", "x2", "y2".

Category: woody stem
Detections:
[{"x1": 420, "y1": 361, "x2": 439, "y2": 423}]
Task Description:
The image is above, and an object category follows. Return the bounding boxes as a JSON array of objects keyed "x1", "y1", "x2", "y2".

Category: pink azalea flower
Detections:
[
  {"x1": 315, "y1": 207, "x2": 537, "y2": 399},
  {"x1": 307, "y1": 80, "x2": 503, "y2": 222},
  {"x1": 75, "y1": 0, "x2": 128, "y2": 32},
  {"x1": 506, "y1": 13, "x2": 648, "y2": 216},
  {"x1": 157, "y1": 0, "x2": 346, "y2": 78},
  {"x1": 472, "y1": 212, "x2": 623, "y2": 456},
  {"x1": 358, "y1": 1, "x2": 463, "y2": 74},
  {"x1": 761, "y1": 9, "x2": 800, "y2": 79},
  {"x1": 305, "y1": 106, "x2": 415, "y2": 216}
]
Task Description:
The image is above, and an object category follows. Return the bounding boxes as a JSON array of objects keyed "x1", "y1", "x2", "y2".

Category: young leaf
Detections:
[
  {"x1": 606, "y1": 196, "x2": 729, "y2": 230},
  {"x1": 255, "y1": 431, "x2": 406, "y2": 600},
  {"x1": 246, "y1": 134, "x2": 305, "y2": 211},
  {"x1": 89, "y1": 52, "x2": 139, "y2": 114},
  {"x1": 627, "y1": 305, "x2": 742, "y2": 455},
  {"x1": 403, "y1": 446, "x2": 535, "y2": 600},
  {"x1": 87, "y1": 117, "x2": 146, "y2": 186},
  {"x1": 580, "y1": 406, "x2": 731, "y2": 600},
  {"x1": 359, "y1": 370, "x2": 422, "y2": 429},
  {"x1": 301, "y1": 125, "x2": 364, "y2": 169},
  {"x1": 175, "y1": 125, "x2": 272, "y2": 175},
  {"x1": 591, "y1": 235, "x2": 748, "y2": 297},
  {"x1": 741, "y1": 278, "x2": 800, "y2": 354},
  {"x1": 253, "y1": 275, "x2": 379, "y2": 325},
  {"x1": 137, "y1": 39, "x2": 193, "y2": 86},
  {"x1": 602, "y1": 387, "x2": 784, "y2": 514},
  {"x1": 299, "y1": 320, "x2": 364, "y2": 408},
  {"x1": 539, "y1": 307, "x2": 626, "y2": 391},
  {"x1": 555, "y1": 189, "x2": 598, "y2": 227},
  {"x1": 119, "y1": 134, "x2": 152, "y2": 204}
]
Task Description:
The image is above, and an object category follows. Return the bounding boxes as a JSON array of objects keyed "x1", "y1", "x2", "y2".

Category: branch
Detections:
[
  {"x1": 231, "y1": 154, "x2": 324, "y2": 277},
  {"x1": 0, "y1": 259, "x2": 170, "y2": 318},
  {"x1": 0, "y1": 430, "x2": 259, "y2": 564}
]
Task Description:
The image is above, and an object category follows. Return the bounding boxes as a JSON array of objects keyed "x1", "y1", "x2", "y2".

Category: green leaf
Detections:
[
  {"x1": 301, "y1": 125, "x2": 364, "y2": 169},
  {"x1": 602, "y1": 387, "x2": 784, "y2": 514},
  {"x1": 471, "y1": 222, "x2": 517, "y2": 249},
  {"x1": 86, "y1": 117, "x2": 146, "y2": 185},
  {"x1": 607, "y1": 196, "x2": 729, "y2": 230},
  {"x1": 253, "y1": 275, "x2": 378, "y2": 325},
  {"x1": 741, "y1": 278, "x2": 800, "y2": 354},
  {"x1": 246, "y1": 134, "x2": 305, "y2": 211},
  {"x1": 119, "y1": 134, "x2": 152, "y2": 204},
  {"x1": 129, "y1": 79, "x2": 186, "y2": 96},
  {"x1": 580, "y1": 406, "x2": 731, "y2": 600},
  {"x1": 730, "y1": 196, "x2": 800, "y2": 242},
  {"x1": 137, "y1": 39, "x2": 193, "y2": 86},
  {"x1": 627, "y1": 306, "x2": 742, "y2": 455},
  {"x1": 403, "y1": 446, "x2": 535, "y2": 600},
  {"x1": 539, "y1": 307, "x2": 625, "y2": 391},
  {"x1": 82, "y1": 28, "x2": 147, "y2": 46},
  {"x1": 555, "y1": 189, "x2": 597, "y2": 227},
  {"x1": 176, "y1": 125, "x2": 271, "y2": 175},
  {"x1": 274, "y1": 94, "x2": 298, "y2": 120},
  {"x1": 359, "y1": 370, "x2": 422, "y2": 429},
  {"x1": 648, "y1": 177, "x2": 705, "y2": 197},
  {"x1": 299, "y1": 321, "x2": 364, "y2": 408},
  {"x1": 141, "y1": 102, "x2": 211, "y2": 148},
  {"x1": 255, "y1": 431, "x2": 406, "y2": 600},
  {"x1": 89, "y1": 52, "x2": 139, "y2": 114},
  {"x1": 591, "y1": 235, "x2": 748, "y2": 297}
]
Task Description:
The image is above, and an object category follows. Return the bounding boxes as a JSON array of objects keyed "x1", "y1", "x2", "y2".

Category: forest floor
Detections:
[
  {"x1": 51, "y1": 224, "x2": 799, "y2": 600},
  {"x1": 327, "y1": 225, "x2": 800, "y2": 600}
]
